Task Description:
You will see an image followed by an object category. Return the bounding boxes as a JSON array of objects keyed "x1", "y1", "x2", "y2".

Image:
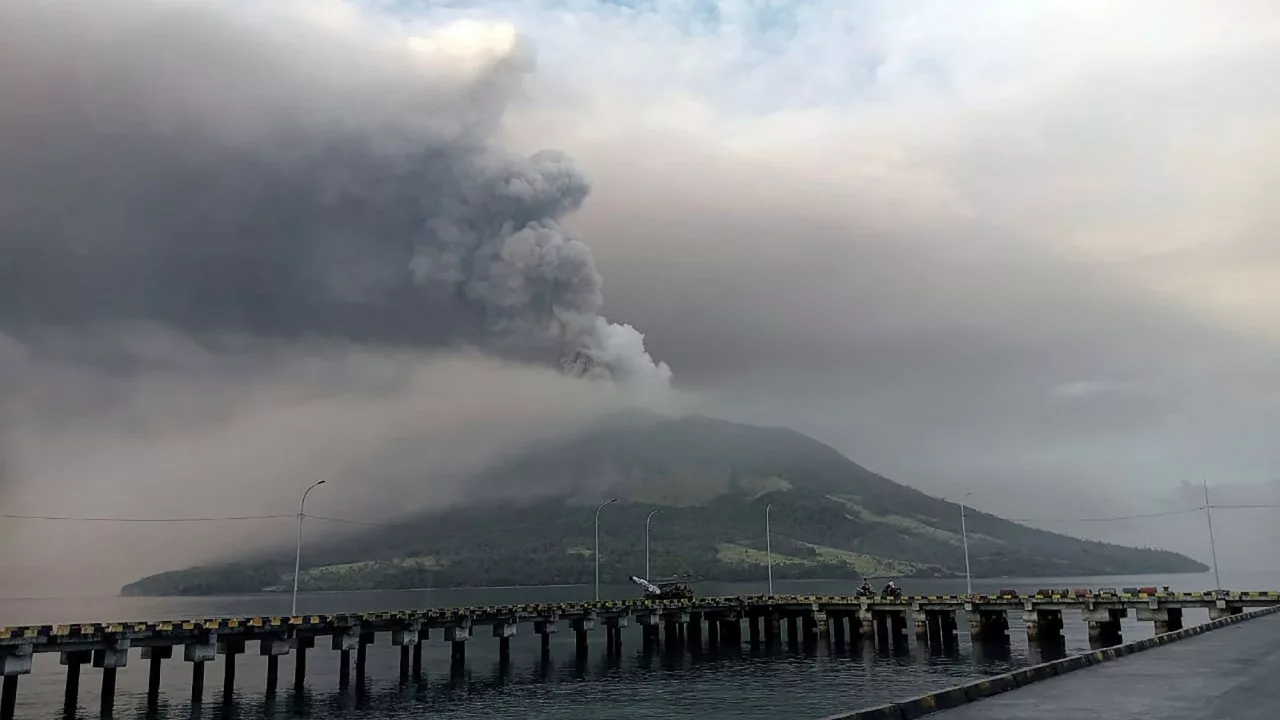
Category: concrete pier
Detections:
[{"x1": 0, "y1": 588, "x2": 1274, "y2": 709}]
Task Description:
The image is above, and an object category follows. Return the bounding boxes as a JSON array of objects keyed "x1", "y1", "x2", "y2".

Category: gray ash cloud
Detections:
[{"x1": 0, "y1": 0, "x2": 670, "y2": 391}]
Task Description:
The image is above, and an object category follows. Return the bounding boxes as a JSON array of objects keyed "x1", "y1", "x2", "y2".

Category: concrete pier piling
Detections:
[
  {"x1": 571, "y1": 616, "x2": 593, "y2": 657},
  {"x1": 186, "y1": 640, "x2": 208, "y2": 702},
  {"x1": 392, "y1": 625, "x2": 417, "y2": 683},
  {"x1": 93, "y1": 639, "x2": 129, "y2": 714},
  {"x1": 141, "y1": 645, "x2": 171, "y2": 704},
  {"x1": 355, "y1": 632, "x2": 373, "y2": 692},
  {"x1": 59, "y1": 649, "x2": 88, "y2": 712},
  {"x1": 413, "y1": 629, "x2": 426, "y2": 679},
  {"x1": 493, "y1": 621, "x2": 517, "y2": 665},
  {"x1": 970, "y1": 609, "x2": 1010, "y2": 642},
  {"x1": 534, "y1": 619, "x2": 557, "y2": 656},
  {"x1": 1083, "y1": 607, "x2": 1125, "y2": 641},
  {"x1": 258, "y1": 637, "x2": 288, "y2": 696},
  {"x1": 830, "y1": 613, "x2": 847, "y2": 649},
  {"x1": 293, "y1": 635, "x2": 313, "y2": 692},
  {"x1": 1024, "y1": 608, "x2": 1065, "y2": 643},
  {"x1": 0, "y1": 676, "x2": 15, "y2": 720},
  {"x1": 687, "y1": 612, "x2": 703, "y2": 652},
  {"x1": 801, "y1": 613, "x2": 818, "y2": 647},
  {"x1": 445, "y1": 622, "x2": 471, "y2": 670},
  {"x1": 332, "y1": 627, "x2": 358, "y2": 689}
]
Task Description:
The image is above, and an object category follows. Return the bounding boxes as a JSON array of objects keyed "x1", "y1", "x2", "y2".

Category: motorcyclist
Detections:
[
  {"x1": 882, "y1": 580, "x2": 901, "y2": 598},
  {"x1": 857, "y1": 580, "x2": 874, "y2": 597}
]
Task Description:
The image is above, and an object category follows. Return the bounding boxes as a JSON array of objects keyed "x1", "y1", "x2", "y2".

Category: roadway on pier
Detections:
[{"x1": 934, "y1": 610, "x2": 1280, "y2": 720}]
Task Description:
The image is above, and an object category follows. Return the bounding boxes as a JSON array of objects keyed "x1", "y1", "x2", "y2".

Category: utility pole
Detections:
[
  {"x1": 960, "y1": 492, "x2": 973, "y2": 596},
  {"x1": 765, "y1": 503, "x2": 774, "y2": 596},
  {"x1": 1203, "y1": 480, "x2": 1222, "y2": 592}
]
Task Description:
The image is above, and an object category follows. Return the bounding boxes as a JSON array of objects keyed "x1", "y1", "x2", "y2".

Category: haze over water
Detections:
[{"x1": 3, "y1": 571, "x2": 1275, "y2": 720}]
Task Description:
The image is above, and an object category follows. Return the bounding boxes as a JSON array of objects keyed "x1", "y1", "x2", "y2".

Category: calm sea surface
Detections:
[{"x1": 2, "y1": 570, "x2": 1275, "y2": 720}]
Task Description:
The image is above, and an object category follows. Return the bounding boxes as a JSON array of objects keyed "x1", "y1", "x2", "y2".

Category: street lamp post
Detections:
[
  {"x1": 645, "y1": 509, "x2": 660, "y2": 580},
  {"x1": 594, "y1": 498, "x2": 618, "y2": 601},
  {"x1": 959, "y1": 492, "x2": 973, "y2": 596},
  {"x1": 1203, "y1": 480, "x2": 1222, "y2": 592},
  {"x1": 292, "y1": 479, "x2": 326, "y2": 616},
  {"x1": 765, "y1": 502, "x2": 774, "y2": 596}
]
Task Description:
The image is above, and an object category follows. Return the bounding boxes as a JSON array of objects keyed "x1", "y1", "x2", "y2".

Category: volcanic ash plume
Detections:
[{"x1": 0, "y1": 0, "x2": 672, "y2": 394}]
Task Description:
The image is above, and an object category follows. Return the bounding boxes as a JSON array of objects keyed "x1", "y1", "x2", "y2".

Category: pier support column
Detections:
[
  {"x1": 747, "y1": 614, "x2": 761, "y2": 648},
  {"x1": 493, "y1": 621, "x2": 517, "y2": 665},
  {"x1": 706, "y1": 618, "x2": 721, "y2": 647},
  {"x1": 1137, "y1": 606, "x2": 1184, "y2": 634},
  {"x1": 392, "y1": 625, "x2": 420, "y2": 684},
  {"x1": 333, "y1": 627, "x2": 359, "y2": 689},
  {"x1": 571, "y1": 616, "x2": 594, "y2": 657},
  {"x1": 830, "y1": 613, "x2": 846, "y2": 650},
  {"x1": 857, "y1": 608, "x2": 876, "y2": 641},
  {"x1": 765, "y1": 612, "x2": 782, "y2": 647},
  {"x1": 92, "y1": 639, "x2": 129, "y2": 715},
  {"x1": 216, "y1": 637, "x2": 244, "y2": 703},
  {"x1": 59, "y1": 650, "x2": 90, "y2": 713},
  {"x1": 185, "y1": 641, "x2": 215, "y2": 705},
  {"x1": 258, "y1": 636, "x2": 289, "y2": 695},
  {"x1": 871, "y1": 610, "x2": 908, "y2": 649},
  {"x1": 0, "y1": 640, "x2": 31, "y2": 717},
  {"x1": 413, "y1": 628, "x2": 427, "y2": 679},
  {"x1": 355, "y1": 632, "x2": 373, "y2": 692},
  {"x1": 445, "y1": 623, "x2": 471, "y2": 670},
  {"x1": 1023, "y1": 608, "x2": 1064, "y2": 643},
  {"x1": 802, "y1": 613, "x2": 819, "y2": 647},
  {"x1": 0, "y1": 644, "x2": 31, "y2": 720},
  {"x1": 786, "y1": 616, "x2": 799, "y2": 648},
  {"x1": 1082, "y1": 607, "x2": 1125, "y2": 642},
  {"x1": 637, "y1": 614, "x2": 658, "y2": 652},
  {"x1": 663, "y1": 618, "x2": 679, "y2": 648},
  {"x1": 1210, "y1": 604, "x2": 1244, "y2": 621},
  {"x1": 0, "y1": 676, "x2": 15, "y2": 720},
  {"x1": 914, "y1": 614, "x2": 929, "y2": 640},
  {"x1": 141, "y1": 645, "x2": 173, "y2": 706},
  {"x1": 534, "y1": 619, "x2": 558, "y2": 656},
  {"x1": 292, "y1": 635, "x2": 313, "y2": 692},
  {"x1": 968, "y1": 608, "x2": 1009, "y2": 642},
  {"x1": 687, "y1": 612, "x2": 703, "y2": 652}
]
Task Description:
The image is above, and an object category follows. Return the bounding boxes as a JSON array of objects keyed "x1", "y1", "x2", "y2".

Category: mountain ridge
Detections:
[{"x1": 121, "y1": 413, "x2": 1207, "y2": 596}]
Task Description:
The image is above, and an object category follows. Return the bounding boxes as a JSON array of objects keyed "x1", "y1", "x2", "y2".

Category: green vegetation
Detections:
[{"x1": 120, "y1": 413, "x2": 1207, "y2": 596}]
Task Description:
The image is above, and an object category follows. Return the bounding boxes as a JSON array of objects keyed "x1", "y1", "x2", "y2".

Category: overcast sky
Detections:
[{"x1": 1, "y1": 0, "x2": 1278, "y2": 596}]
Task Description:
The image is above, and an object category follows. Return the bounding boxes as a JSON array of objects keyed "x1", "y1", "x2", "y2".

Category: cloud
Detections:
[
  {"x1": 0, "y1": 327, "x2": 631, "y2": 597},
  {"x1": 2, "y1": 0, "x2": 1279, "y2": 593}
]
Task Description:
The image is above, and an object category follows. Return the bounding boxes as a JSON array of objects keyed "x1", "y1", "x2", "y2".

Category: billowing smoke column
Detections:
[{"x1": 0, "y1": 0, "x2": 672, "y2": 393}]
